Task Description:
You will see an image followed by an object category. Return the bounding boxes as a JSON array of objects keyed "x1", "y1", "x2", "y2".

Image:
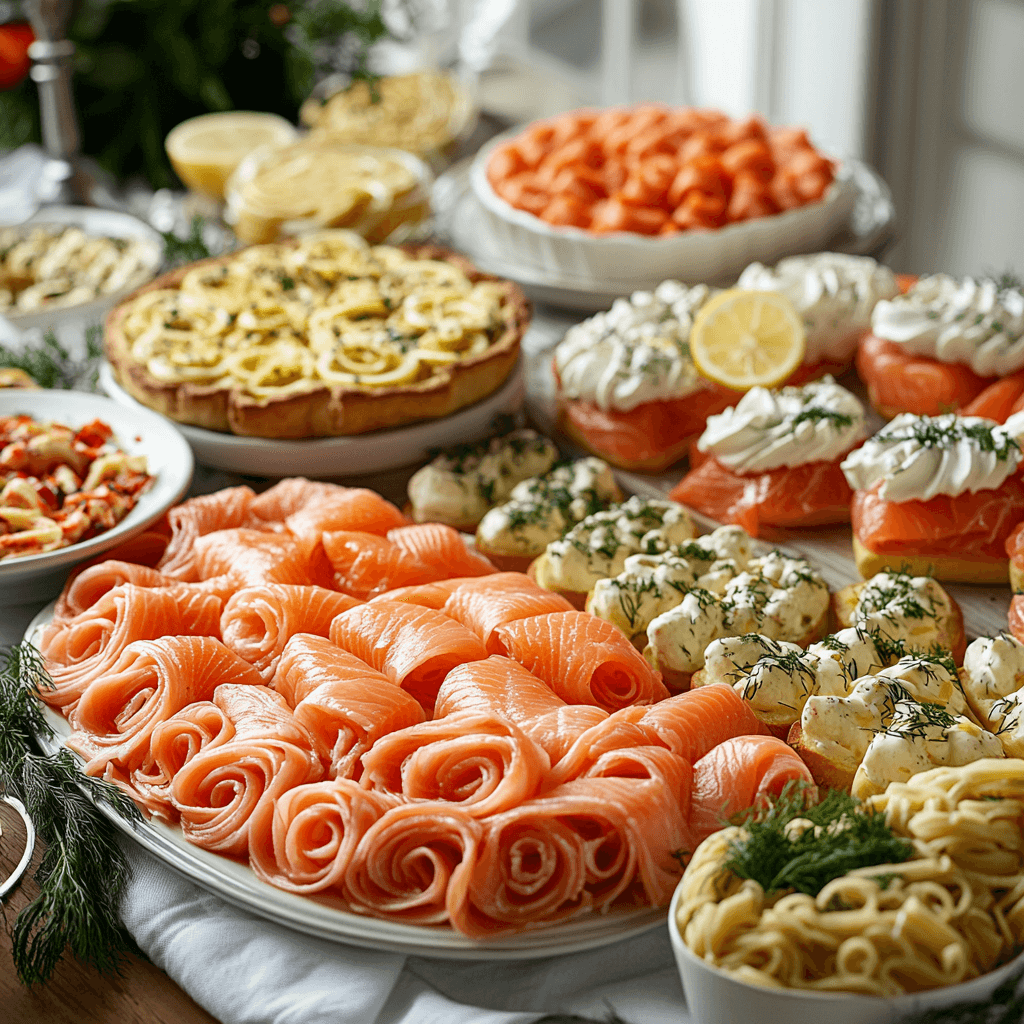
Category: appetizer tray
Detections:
[
  {"x1": 434, "y1": 157, "x2": 896, "y2": 312},
  {"x1": 99, "y1": 359, "x2": 526, "y2": 479},
  {"x1": 24, "y1": 601, "x2": 664, "y2": 960}
]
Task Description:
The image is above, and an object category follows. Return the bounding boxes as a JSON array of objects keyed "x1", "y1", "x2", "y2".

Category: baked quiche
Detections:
[{"x1": 104, "y1": 232, "x2": 529, "y2": 438}]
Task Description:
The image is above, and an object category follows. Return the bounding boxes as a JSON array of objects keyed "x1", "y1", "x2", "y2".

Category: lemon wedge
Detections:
[
  {"x1": 166, "y1": 112, "x2": 298, "y2": 200},
  {"x1": 690, "y1": 289, "x2": 806, "y2": 390}
]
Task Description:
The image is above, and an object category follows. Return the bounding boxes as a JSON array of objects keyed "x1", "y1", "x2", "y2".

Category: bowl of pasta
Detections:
[
  {"x1": 669, "y1": 760, "x2": 1024, "y2": 1024},
  {"x1": 0, "y1": 389, "x2": 193, "y2": 601},
  {"x1": 469, "y1": 109, "x2": 857, "y2": 291}
]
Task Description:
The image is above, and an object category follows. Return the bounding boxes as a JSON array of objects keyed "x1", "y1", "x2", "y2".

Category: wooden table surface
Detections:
[{"x1": 0, "y1": 800, "x2": 218, "y2": 1024}]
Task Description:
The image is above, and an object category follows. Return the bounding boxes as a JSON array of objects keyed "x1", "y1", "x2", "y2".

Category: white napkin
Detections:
[{"x1": 118, "y1": 839, "x2": 690, "y2": 1024}]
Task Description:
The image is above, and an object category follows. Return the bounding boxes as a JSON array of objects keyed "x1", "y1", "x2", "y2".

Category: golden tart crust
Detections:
[{"x1": 104, "y1": 242, "x2": 530, "y2": 439}]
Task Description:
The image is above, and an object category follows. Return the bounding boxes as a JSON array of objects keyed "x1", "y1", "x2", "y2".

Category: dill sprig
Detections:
[
  {"x1": 724, "y1": 782, "x2": 913, "y2": 898},
  {"x1": 0, "y1": 642, "x2": 141, "y2": 985},
  {"x1": 0, "y1": 326, "x2": 103, "y2": 391},
  {"x1": 160, "y1": 215, "x2": 213, "y2": 267}
]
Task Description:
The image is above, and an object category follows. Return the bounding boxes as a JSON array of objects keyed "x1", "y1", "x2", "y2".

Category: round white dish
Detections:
[
  {"x1": 468, "y1": 127, "x2": 858, "y2": 294},
  {"x1": 3, "y1": 206, "x2": 163, "y2": 360},
  {"x1": 99, "y1": 359, "x2": 526, "y2": 478},
  {"x1": 0, "y1": 389, "x2": 193, "y2": 603},
  {"x1": 26, "y1": 603, "x2": 665, "y2": 959},
  {"x1": 667, "y1": 876, "x2": 1024, "y2": 1024}
]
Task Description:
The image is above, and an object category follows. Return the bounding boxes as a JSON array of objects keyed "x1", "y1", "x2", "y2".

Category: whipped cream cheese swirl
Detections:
[
  {"x1": 554, "y1": 281, "x2": 715, "y2": 412},
  {"x1": 841, "y1": 413, "x2": 1022, "y2": 503},
  {"x1": 698, "y1": 378, "x2": 866, "y2": 473},
  {"x1": 870, "y1": 275, "x2": 1024, "y2": 377},
  {"x1": 737, "y1": 253, "x2": 898, "y2": 365}
]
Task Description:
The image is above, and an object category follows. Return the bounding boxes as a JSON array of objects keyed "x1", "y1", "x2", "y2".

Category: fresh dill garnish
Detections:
[
  {"x1": 614, "y1": 575, "x2": 663, "y2": 632},
  {"x1": 0, "y1": 326, "x2": 103, "y2": 390},
  {"x1": 885, "y1": 699, "x2": 958, "y2": 739},
  {"x1": 724, "y1": 782, "x2": 913, "y2": 898},
  {"x1": 160, "y1": 215, "x2": 212, "y2": 266},
  {"x1": 818, "y1": 633, "x2": 851, "y2": 653},
  {"x1": 869, "y1": 630, "x2": 908, "y2": 666},
  {"x1": 0, "y1": 643, "x2": 142, "y2": 984},
  {"x1": 877, "y1": 416, "x2": 1018, "y2": 461},
  {"x1": 279, "y1": 275, "x2": 295, "y2": 291},
  {"x1": 789, "y1": 405, "x2": 855, "y2": 430}
]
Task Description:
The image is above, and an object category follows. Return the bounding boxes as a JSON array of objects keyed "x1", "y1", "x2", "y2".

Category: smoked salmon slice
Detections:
[
  {"x1": 454, "y1": 765, "x2": 692, "y2": 937},
  {"x1": 442, "y1": 576, "x2": 575, "y2": 653},
  {"x1": 360, "y1": 711, "x2": 550, "y2": 818},
  {"x1": 344, "y1": 801, "x2": 483, "y2": 924},
  {"x1": 386, "y1": 523, "x2": 496, "y2": 580},
  {"x1": 170, "y1": 684, "x2": 322, "y2": 857},
  {"x1": 434, "y1": 656, "x2": 609, "y2": 764},
  {"x1": 39, "y1": 584, "x2": 224, "y2": 709},
  {"x1": 220, "y1": 585, "x2": 360, "y2": 682},
  {"x1": 856, "y1": 334, "x2": 992, "y2": 418},
  {"x1": 130, "y1": 701, "x2": 237, "y2": 821},
  {"x1": 65, "y1": 636, "x2": 262, "y2": 780},
  {"x1": 328, "y1": 601, "x2": 488, "y2": 712},
  {"x1": 54, "y1": 561, "x2": 171, "y2": 620},
  {"x1": 188, "y1": 529, "x2": 335, "y2": 588},
  {"x1": 273, "y1": 634, "x2": 425, "y2": 779},
  {"x1": 1009, "y1": 594, "x2": 1024, "y2": 644},
  {"x1": 283, "y1": 487, "x2": 409, "y2": 554},
  {"x1": 158, "y1": 485, "x2": 257, "y2": 579},
  {"x1": 852, "y1": 479, "x2": 1024, "y2": 562},
  {"x1": 322, "y1": 530, "x2": 431, "y2": 598},
  {"x1": 689, "y1": 734, "x2": 816, "y2": 842},
  {"x1": 370, "y1": 579, "x2": 465, "y2": 609},
  {"x1": 492, "y1": 610, "x2": 669, "y2": 711},
  {"x1": 959, "y1": 370, "x2": 1024, "y2": 423},
  {"x1": 248, "y1": 778, "x2": 397, "y2": 894},
  {"x1": 668, "y1": 457, "x2": 854, "y2": 534}
]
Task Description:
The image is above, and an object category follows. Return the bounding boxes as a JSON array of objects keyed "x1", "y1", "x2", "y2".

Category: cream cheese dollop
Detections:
[
  {"x1": 870, "y1": 275, "x2": 1024, "y2": 376},
  {"x1": 840, "y1": 413, "x2": 1022, "y2": 503},
  {"x1": 736, "y1": 253, "x2": 898, "y2": 366},
  {"x1": 697, "y1": 378, "x2": 866, "y2": 473},
  {"x1": 553, "y1": 282, "x2": 714, "y2": 412},
  {"x1": 961, "y1": 633, "x2": 1024, "y2": 757}
]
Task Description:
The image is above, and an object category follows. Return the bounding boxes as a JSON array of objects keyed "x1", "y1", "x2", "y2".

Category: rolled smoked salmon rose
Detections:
[
  {"x1": 344, "y1": 802, "x2": 483, "y2": 925},
  {"x1": 492, "y1": 610, "x2": 669, "y2": 712},
  {"x1": 129, "y1": 700, "x2": 237, "y2": 821},
  {"x1": 157, "y1": 485, "x2": 257, "y2": 578},
  {"x1": 40, "y1": 584, "x2": 225, "y2": 709},
  {"x1": 66, "y1": 636, "x2": 261, "y2": 779},
  {"x1": 273, "y1": 634, "x2": 425, "y2": 780},
  {"x1": 220, "y1": 584, "x2": 360, "y2": 682},
  {"x1": 359, "y1": 711, "x2": 550, "y2": 817},
  {"x1": 54, "y1": 561, "x2": 169, "y2": 621},
  {"x1": 248, "y1": 778, "x2": 397, "y2": 894}
]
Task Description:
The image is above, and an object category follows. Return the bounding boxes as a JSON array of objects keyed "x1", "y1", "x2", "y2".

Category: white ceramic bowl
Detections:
[
  {"x1": 667, "y1": 880, "x2": 1024, "y2": 1024},
  {"x1": 0, "y1": 389, "x2": 193, "y2": 604},
  {"x1": 469, "y1": 129, "x2": 858, "y2": 291},
  {"x1": 3, "y1": 206, "x2": 163, "y2": 358}
]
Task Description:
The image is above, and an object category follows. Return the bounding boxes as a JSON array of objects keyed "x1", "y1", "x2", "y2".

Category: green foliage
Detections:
[
  {"x1": 724, "y1": 782, "x2": 914, "y2": 898},
  {"x1": 161, "y1": 216, "x2": 214, "y2": 267},
  {"x1": 0, "y1": 327, "x2": 102, "y2": 390},
  {"x1": 0, "y1": 643, "x2": 141, "y2": 985}
]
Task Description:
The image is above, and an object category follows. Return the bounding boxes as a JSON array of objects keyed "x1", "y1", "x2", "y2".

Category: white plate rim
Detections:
[
  {"x1": 24, "y1": 604, "x2": 668, "y2": 960},
  {"x1": 0, "y1": 389, "x2": 193, "y2": 578}
]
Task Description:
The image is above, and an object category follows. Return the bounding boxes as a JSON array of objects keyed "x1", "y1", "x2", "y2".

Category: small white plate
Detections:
[
  {"x1": 0, "y1": 389, "x2": 193, "y2": 602},
  {"x1": 26, "y1": 605, "x2": 665, "y2": 959},
  {"x1": 99, "y1": 360, "x2": 526, "y2": 478},
  {"x1": 4, "y1": 206, "x2": 163, "y2": 357}
]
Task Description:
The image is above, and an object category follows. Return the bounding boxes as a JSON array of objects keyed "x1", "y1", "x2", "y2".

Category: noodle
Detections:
[{"x1": 676, "y1": 759, "x2": 1024, "y2": 995}]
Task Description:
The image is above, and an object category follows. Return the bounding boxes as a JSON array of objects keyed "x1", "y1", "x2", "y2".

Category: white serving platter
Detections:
[
  {"x1": 0, "y1": 389, "x2": 193, "y2": 603},
  {"x1": 99, "y1": 360, "x2": 526, "y2": 478},
  {"x1": 26, "y1": 603, "x2": 664, "y2": 960}
]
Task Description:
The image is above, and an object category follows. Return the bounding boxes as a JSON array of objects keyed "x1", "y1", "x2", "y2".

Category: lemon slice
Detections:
[
  {"x1": 690, "y1": 289, "x2": 806, "y2": 390},
  {"x1": 166, "y1": 112, "x2": 298, "y2": 200}
]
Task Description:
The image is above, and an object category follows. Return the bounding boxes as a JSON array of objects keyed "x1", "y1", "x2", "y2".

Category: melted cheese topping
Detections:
[
  {"x1": 475, "y1": 457, "x2": 619, "y2": 558},
  {"x1": 407, "y1": 430, "x2": 559, "y2": 527},
  {"x1": 538, "y1": 496, "x2": 695, "y2": 594}
]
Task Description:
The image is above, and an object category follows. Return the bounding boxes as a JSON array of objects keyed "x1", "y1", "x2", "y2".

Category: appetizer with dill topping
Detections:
[
  {"x1": 841, "y1": 412, "x2": 1024, "y2": 583},
  {"x1": 669, "y1": 377, "x2": 866, "y2": 534}
]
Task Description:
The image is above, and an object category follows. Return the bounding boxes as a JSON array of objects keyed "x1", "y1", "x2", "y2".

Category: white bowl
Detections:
[
  {"x1": 469, "y1": 129, "x2": 858, "y2": 291},
  {"x1": 3, "y1": 206, "x2": 163, "y2": 358},
  {"x1": 0, "y1": 389, "x2": 193, "y2": 604},
  {"x1": 667, "y1": 881, "x2": 1024, "y2": 1024}
]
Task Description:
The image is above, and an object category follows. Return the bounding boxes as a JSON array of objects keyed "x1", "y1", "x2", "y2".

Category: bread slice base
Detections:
[{"x1": 852, "y1": 535, "x2": 1009, "y2": 586}]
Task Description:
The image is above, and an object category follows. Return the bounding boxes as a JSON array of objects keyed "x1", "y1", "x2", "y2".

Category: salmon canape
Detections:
[
  {"x1": 736, "y1": 253, "x2": 898, "y2": 382},
  {"x1": 857, "y1": 274, "x2": 1024, "y2": 418},
  {"x1": 669, "y1": 377, "x2": 866, "y2": 535},
  {"x1": 584, "y1": 524, "x2": 829, "y2": 691},
  {"x1": 553, "y1": 282, "x2": 741, "y2": 471},
  {"x1": 841, "y1": 412, "x2": 1024, "y2": 583}
]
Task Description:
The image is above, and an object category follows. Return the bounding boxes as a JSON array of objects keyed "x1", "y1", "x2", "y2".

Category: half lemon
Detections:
[
  {"x1": 690, "y1": 289, "x2": 806, "y2": 390},
  {"x1": 166, "y1": 111, "x2": 298, "y2": 201}
]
